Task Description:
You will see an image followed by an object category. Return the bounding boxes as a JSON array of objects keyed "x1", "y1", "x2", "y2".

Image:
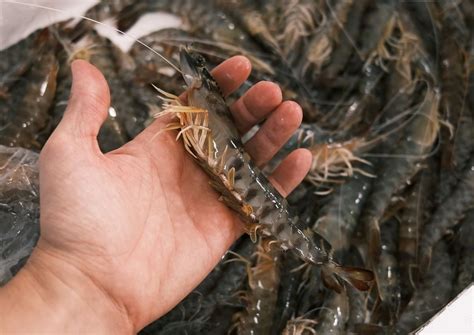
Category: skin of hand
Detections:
[{"x1": 0, "y1": 57, "x2": 312, "y2": 333}]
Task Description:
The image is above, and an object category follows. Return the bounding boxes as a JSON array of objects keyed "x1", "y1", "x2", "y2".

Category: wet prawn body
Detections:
[
  {"x1": 158, "y1": 49, "x2": 373, "y2": 292},
  {"x1": 270, "y1": 253, "x2": 303, "y2": 334},
  {"x1": 361, "y1": 84, "x2": 440, "y2": 258},
  {"x1": 299, "y1": 0, "x2": 354, "y2": 76},
  {"x1": 397, "y1": 163, "x2": 438, "y2": 303},
  {"x1": 345, "y1": 248, "x2": 371, "y2": 331},
  {"x1": 0, "y1": 32, "x2": 59, "y2": 149},
  {"x1": 0, "y1": 30, "x2": 45, "y2": 95},
  {"x1": 323, "y1": 0, "x2": 370, "y2": 79},
  {"x1": 394, "y1": 241, "x2": 454, "y2": 334},
  {"x1": 234, "y1": 241, "x2": 280, "y2": 335},
  {"x1": 438, "y1": 8, "x2": 469, "y2": 172},
  {"x1": 436, "y1": 98, "x2": 474, "y2": 204},
  {"x1": 373, "y1": 218, "x2": 401, "y2": 324},
  {"x1": 419, "y1": 156, "x2": 474, "y2": 271},
  {"x1": 314, "y1": 290, "x2": 350, "y2": 335},
  {"x1": 176, "y1": 50, "x2": 331, "y2": 264},
  {"x1": 313, "y1": 166, "x2": 374, "y2": 254}
]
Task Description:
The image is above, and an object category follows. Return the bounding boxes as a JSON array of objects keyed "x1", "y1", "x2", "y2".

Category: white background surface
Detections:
[
  {"x1": 0, "y1": 0, "x2": 181, "y2": 51},
  {"x1": 0, "y1": 0, "x2": 99, "y2": 49},
  {"x1": 420, "y1": 284, "x2": 473, "y2": 334},
  {"x1": 0, "y1": 1, "x2": 473, "y2": 334}
]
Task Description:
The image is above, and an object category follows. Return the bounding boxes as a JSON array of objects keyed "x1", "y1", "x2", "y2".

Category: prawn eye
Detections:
[{"x1": 191, "y1": 53, "x2": 206, "y2": 68}]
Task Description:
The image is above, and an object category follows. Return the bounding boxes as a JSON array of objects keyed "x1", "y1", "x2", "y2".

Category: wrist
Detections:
[{"x1": 0, "y1": 241, "x2": 134, "y2": 334}]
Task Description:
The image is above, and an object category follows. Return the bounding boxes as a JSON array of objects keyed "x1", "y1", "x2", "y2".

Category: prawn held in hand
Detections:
[{"x1": 155, "y1": 48, "x2": 373, "y2": 293}]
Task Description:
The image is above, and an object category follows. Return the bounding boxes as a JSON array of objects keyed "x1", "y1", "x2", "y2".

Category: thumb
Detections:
[{"x1": 56, "y1": 59, "x2": 110, "y2": 150}]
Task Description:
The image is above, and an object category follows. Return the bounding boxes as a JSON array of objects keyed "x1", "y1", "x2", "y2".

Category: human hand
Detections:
[{"x1": 0, "y1": 57, "x2": 312, "y2": 333}]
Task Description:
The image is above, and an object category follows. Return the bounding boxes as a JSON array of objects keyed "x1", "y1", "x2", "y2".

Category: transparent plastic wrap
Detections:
[{"x1": 0, "y1": 145, "x2": 40, "y2": 286}]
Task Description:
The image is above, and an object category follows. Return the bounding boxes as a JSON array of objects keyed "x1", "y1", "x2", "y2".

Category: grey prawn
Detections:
[{"x1": 155, "y1": 47, "x2": 374, "y2": 293}]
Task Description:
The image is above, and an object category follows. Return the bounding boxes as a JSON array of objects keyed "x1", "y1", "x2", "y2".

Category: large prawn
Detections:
[{"x1": 156, "y1": 48, "x2": 373, "y2": 293}]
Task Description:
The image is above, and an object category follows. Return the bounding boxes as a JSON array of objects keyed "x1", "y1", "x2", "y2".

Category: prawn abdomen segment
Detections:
[
  {"x1": 155, "y1": 88, "x2": 333, "y2": 265},
  {"x1": 215, "y1": 149, "x2": 333, "y2": 265}
]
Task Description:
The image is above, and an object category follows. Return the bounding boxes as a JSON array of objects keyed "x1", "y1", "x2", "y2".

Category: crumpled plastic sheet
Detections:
[{"x1": 0, "y1": 145, "x2": 40, "y2": 286}]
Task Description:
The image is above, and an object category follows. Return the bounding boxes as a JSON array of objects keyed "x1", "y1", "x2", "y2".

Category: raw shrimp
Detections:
[
  {"x1": 74, "y1": 31, "x2": 134, "y2": 151},
  {"x1": 394, "y1": 241, "x2": 454, "y2": 334},
  {"x1": 419, "y1": 156, "x2": 474, "y2": 273},
  {"x1": 282, "y1": 316, "x2": 318, "y2": 335},
  {"x1": 269, "y1": 128, "x2": 375, "y2": 190},
  {"x1": 314, "y1": 290, "x2": 349, "y2": 334},
  {"x1": 277, "y1": 0, "x2": 319, "y2": 58},
  {"x1": 372, "y1": 218, "x2": 401, "y2": 325},
  {"x1": 396, "y1": 7, "x2": 438, "y2": 83},
  {"x1": 402, "y1": 1, "x2": 440, "y2": 61},
  {"x1": 436, "y1": 109, "x2": 474, "y2": 204},
  {"x1": 266, "y1": 123, "x2": 333, "y2": 174},
  {"x1": 38, "y1": 27, "x2": 86, "y2": 144},
  {"x1": 233, "y1": 240, "x2": 280, "y2": 335},
  {"x1": 307, "y1": 138, "x2": 374, "y2": 188},
  {"x1": 271, "y1": 253, "x2": 304, "y2": 334},
  {"x1": 0, "y1": 31, "x2": 58, "y2": 149},
  {"x1": 156, "y1": 48, "x2": 373, "y2": 293},
  {"x1": 313, "y1": 166, "x2": 373, "y2": 254},
  {"x1": 398, "y1": 165, "x2": 436, "y2": 301},
  {"x1": 345, "y1": 248, "x2": 371, "y2": 331},
  {"x1": 382, "y1": 63, "x2": 416, "y2": 125},
  {"x1": 295, "y1": 265, "x2": 327, "y2": 318},
  {"x1": 361, "y1": 84, "x2": 440, "y2": 259},
  {"x1": 119, "y1": 0, "x2": 222, "y2": 34},
  {"x1": 0, "y1": 29, "x2": 46, "y2": 95},
  {"x1": 358, "y1": 0, "x2": 397, "y2": 68},
  {"x1": 299, "y1": 0, "x2": 353, "y2": 75},
  {"x1": 238, "y1": 11, "x2": 281, "y2": 57},
  {"x1": 322, "y1": 63, "x2": 384, "y2": 136},
  {"x1": 323, "y1": 0, "x2": 369, "y2": 78},
  {"x1": 438, "y1": 0, "x2": 469, "y2": 172}
]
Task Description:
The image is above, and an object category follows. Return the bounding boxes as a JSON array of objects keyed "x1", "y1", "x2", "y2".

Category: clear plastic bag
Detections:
[{"x1": 0, "y1": 145, "x2": 40, "y2": 285}]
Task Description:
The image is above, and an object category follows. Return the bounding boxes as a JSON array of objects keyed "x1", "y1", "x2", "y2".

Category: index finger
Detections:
[
  {"x1": 210, "y1": 56, "x2": 252, "y2": 96},
  {"x1": 180, "y1": 55, "x2": 252, "y2": 102}
]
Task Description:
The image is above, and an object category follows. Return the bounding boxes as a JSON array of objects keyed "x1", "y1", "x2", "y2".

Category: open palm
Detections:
[{"x1": 35, "y1": 58, "x2": 311, "y2": 331}]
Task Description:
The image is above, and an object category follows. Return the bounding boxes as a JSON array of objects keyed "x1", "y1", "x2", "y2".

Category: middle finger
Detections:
[
  {"x1": 229, "y1": 81, "x2": 282, "y2": 134},
  {"x1": 245, "y1": 101, "x2": 302, "y2": 168}
]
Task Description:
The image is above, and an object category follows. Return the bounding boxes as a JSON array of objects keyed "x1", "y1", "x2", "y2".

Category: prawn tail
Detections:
[{"x1": 321, "y1": 262, "x2": 374, "y2": 293}]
